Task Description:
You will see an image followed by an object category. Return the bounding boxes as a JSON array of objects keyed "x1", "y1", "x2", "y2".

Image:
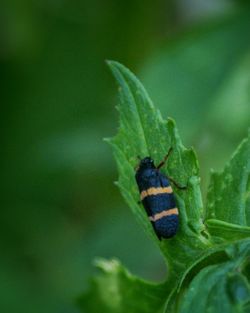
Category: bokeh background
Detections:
[{"x1": 1, "y1": 1, "x2": 250, "y2": 312}]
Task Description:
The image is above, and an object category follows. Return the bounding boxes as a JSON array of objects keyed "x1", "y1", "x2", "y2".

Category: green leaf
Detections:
[
  {"x1": 206, "y1": 131, "x2": 250, "y2": 233},
  {"x1": 80, "y1": 61, "x2": 250, "y2": 313},
  {"x1": 141, "y1": 10, "x2": 250, "y2": 144},
  {"x1": 105, "y1": 60, "x2": 213, "y2": 311},
  {"x1": 106, "y1": 60, "x2": 207, "y2": 240},
  {"x1": 77, "y1": 259, "x2": 166, "y2": 313},
  {"x1": 179, "y1": 240, "x2": 250, "y2": 313}
]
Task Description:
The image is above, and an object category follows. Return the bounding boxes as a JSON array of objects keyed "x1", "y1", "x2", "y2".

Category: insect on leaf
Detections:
[{"x1": 106, "y1": 61, "x2": 211, "y2": 309}]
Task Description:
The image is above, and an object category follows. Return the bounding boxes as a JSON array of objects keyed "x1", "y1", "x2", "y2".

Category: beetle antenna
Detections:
[{"x1": 157, "y1": 147, "x2": 173, "y2": 169}]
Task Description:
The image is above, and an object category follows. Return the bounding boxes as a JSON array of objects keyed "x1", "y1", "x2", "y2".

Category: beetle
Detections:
[{"x1": 135, "y1": 148, "x2": 185, "y2": 240}]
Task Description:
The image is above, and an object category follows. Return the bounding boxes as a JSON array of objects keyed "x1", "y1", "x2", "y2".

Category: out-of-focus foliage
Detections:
[
  {"x1": 78, "y1": 259, "x2": 166, "y2": 313},
  {"x1": 79, "y1": 61, "x2": 250, "y2": 313},
  {"x1": 1, "y1": 1, "x2": 167, "y2": 312},
  {"x1": 141, "y1": 8, "x2": 250, "y2": 190},
  {"x1": 1, "y1": 1, "x2": 250, "y2": 313}
]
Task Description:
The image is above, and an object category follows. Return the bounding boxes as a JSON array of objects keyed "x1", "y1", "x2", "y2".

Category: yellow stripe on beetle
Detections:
[
  {"x1": 140, "y1": 186, "x2": 173, "y2": 200},
  {"x1": 149, "y1": 208, "x2": 178, "y2": 222}
]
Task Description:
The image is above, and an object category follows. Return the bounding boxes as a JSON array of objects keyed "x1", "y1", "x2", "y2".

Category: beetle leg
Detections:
[{"x1": 167, "y1": 176, "x2": 187, "y2": 190}]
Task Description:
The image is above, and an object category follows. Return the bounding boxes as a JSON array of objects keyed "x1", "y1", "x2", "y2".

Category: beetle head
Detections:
[{"x1": 138, "y1": 157, "x2": 155, "y2": 169}]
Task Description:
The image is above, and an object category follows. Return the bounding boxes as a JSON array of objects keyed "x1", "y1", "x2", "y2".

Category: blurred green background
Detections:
[{"x1": 1, "y1": 1, "x2": 250, "y2": 312}]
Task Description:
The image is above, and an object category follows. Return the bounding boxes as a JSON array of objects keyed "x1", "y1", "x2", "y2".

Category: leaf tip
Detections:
[
  {"x1": 94, "y1": 258, "x2": 120, "y2": 273},
  {"x1": 166, "y1": 117, "x2": 177, "y2": 135},
  {"x1": 106, "y1": 60, "x2": 127, "y2": 87},
  {"x1": 106, "y1": 59, "x2": 123, "y2": 73},
  {"x1": 105, "y1": 59, "x2": 115, "y2": 68},
  {"x1": 103, "y1": 137, "x2": 111, "y2": 143},
  {"x1": 167, "y1": 117, "x2": 176, "y2": 126}
]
